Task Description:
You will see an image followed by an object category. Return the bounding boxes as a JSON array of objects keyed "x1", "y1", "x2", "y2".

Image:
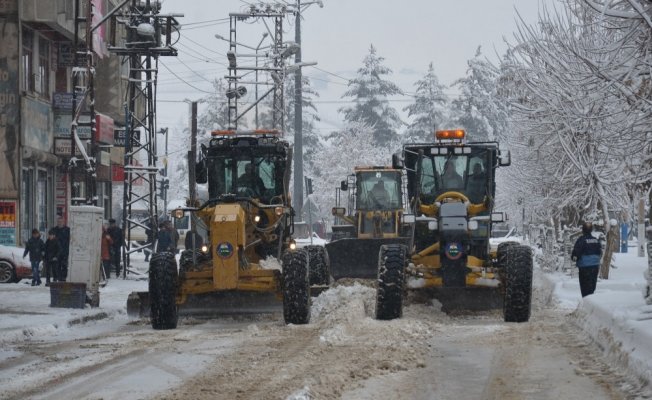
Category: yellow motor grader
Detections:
[
  {"x1": 326, "y1": 166, "x2": 410, "y2": 279},
  {"x1": 374, "y1": 129, "x2": 533, "y2": 323},
  {"x1": 128, "y1": 130, "x2": 328, "y2": 329}
]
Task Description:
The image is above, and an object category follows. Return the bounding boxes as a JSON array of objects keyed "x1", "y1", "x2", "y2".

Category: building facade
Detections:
[{"x1": 0, "y1": 0, "x2": 127, "y2": 246}]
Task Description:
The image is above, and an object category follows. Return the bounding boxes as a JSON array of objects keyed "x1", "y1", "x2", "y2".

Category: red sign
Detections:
[
  {"x1": 0, "y1": 201, "x2": 17, "y2": 245},
  {"x1": 112, "y1": 164, "x2": 124, "y2": 182},
  {"x1": 95, "y1": 113, "x2": 114, "y2": 144}
]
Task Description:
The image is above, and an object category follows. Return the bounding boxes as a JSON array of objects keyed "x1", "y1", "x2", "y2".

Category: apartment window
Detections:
[
  {"x1": 21, "y1": 28, "x2": 34, "y2": 92},
  {"x1": 38, "y1": 37, "x2": 50, "y2": 97}
]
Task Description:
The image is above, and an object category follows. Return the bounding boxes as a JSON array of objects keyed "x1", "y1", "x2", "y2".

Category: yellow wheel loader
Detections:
[
  {"x1": 128, "y1": 131, "x2": 325, "y2": 329},
  {"x1": 326, "y1": 167, "x2": 410, "y2": 279},
  {"x1": 375, "y1": 129, "x2": 534, "y2": 323}
]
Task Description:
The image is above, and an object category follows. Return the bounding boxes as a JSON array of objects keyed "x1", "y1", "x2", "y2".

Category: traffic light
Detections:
[
  {"x1": 158, "y1": 177, "x2": 169, "y2": 198},
  {"x1": 304, "y1": 177, "x2": 313, "y2": 196}
]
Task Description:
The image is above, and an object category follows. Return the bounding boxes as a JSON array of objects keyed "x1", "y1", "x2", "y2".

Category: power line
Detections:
[
  {"x1": 159, "y1": 61, "x2": 214, "y2": 95},
  {"x1": 182, "y1": 35, "x2": 227, "y2": 58}
]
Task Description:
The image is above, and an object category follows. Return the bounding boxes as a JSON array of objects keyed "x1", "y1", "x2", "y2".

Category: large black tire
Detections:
[
  {"x1": 149, "y1": 252, "x2": 179, "y2": 330},
  {"x1": 305, "y1": 245, "x2": 330, "y2": 286},
  {"x1": 0, "y1": 261, "x2": 16, "y2": 284},
  {"x1": 503, "y1": 245, "x2": 533, "y2": 323},
  {"x1": 497, "y1": 241, "x2": 520, "y2": 266},
  {"x1": 282, "y1": 249, "x2": 310, "y2": 324},
  {"x1": 375, "y1": 244, "x2": 407, "y2": 320}
]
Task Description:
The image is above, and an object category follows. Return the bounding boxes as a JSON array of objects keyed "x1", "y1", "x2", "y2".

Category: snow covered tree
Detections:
[
  {"x1": 311, "y1": 122, "x2": 395, "y2": 218},
  {"x1": 451, "y1": 47, "x2": 509, "y2": 142},
  {"x1": 198, "y1": 78, "x2": 229, "y2": 145},
  {"x1": 339, "y1": 44, "x2": 403, "y2": 145},
  {"x1": 284, "y1": 75, "x2": 324, "y2": 174},
  {"x1": 403, "y1": 62, "x2": 449, "y2": 142}
]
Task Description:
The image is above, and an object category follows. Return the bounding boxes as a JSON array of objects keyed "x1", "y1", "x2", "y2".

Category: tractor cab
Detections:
[
  {"x1": 327, "y1": 167, "x2": 409, "y2": 280},
  {"x1": 195, "y1": 130, "x2": 293, "y2": 263}
]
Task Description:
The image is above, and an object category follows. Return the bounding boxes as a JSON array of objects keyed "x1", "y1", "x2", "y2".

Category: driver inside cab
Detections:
[
  {"x1": 238, "y1": 162, "x2": 266, "y2": 197},
  {"x1": 369, "y1": 179, "x2": 390, "y2": 208}
]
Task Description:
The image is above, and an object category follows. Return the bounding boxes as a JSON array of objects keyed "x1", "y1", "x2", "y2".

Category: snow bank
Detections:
[{"x1": 542, "y1": 250, "x2": 652, "y2": 387}]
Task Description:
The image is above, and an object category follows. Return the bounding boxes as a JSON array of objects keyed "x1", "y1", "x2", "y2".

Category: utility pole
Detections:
[
  {"x1": 189, "y1": 102, "x2": 197, "y2": 205},
  {"x1": 293, "y1": 0, "x2": 304, "y2": 219}
]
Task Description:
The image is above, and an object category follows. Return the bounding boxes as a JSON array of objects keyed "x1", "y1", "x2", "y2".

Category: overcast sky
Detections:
[{"x1": 156, "y1": 0, "x2": 550, "y2": 135}]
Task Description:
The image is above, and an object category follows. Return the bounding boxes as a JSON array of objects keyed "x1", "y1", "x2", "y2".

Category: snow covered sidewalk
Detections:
[
  {"x1": 0, "y1": 277, "x2": 147, "y2": 348},
  {"x1": 541, "y1": 249, "x2": 652, "y2": 386}
]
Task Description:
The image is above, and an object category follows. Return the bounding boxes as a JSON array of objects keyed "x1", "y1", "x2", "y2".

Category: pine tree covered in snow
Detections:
[
  {"x1": 284, "y1": 75, "x2": 324, "y2": 174},
  {"x1": 198, "y1": 78, "x2": 229, "y2": 143},
  {"x1": 339, "y1": 44, "x2": 403, "y2": 145},
  {"x1": 403, "y1": 62, "x2": 449, "y2": 142},
  {"x1": 451, "y1": 47, "x2": 508, "y2": 142},
  {"x1": 311, "y1": 122, "x2": 395, "y2": 218}
]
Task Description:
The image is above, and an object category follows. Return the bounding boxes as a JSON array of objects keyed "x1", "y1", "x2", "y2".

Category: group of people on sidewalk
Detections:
[
  {"x1": 22, "y1": 216, "x2": 70, "y2": 286},
  {"x1": 22, "y1": 213, "x2": 192, "y2": 286}
]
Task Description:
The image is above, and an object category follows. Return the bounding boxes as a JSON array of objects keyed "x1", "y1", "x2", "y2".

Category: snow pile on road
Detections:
[{"x1": 260, "y1": 256, "x2": 282, "y2": 270}]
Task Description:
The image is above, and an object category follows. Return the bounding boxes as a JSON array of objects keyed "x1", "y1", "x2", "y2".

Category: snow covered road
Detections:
[{"x1": 2, "y1": 273, "x2": 650, "y2": 400}]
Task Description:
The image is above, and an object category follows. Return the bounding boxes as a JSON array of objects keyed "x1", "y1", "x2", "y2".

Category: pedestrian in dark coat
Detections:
[
  {"x1": 184, "y1": 230, "x2": 204, "y2": 251},
  {"x1": 107, "y1": 218, "x2": 123, "y2": 278},
  {"x1": 44, "y1": 229, "x2": 61, "y2": 284},
  {"x1": 51, "y1": 216, "x2": 70, "y2": 281},
  {"x1": 571, "y1": 222, "x2": 603, "y2": 297},
  {"x1": 156, "y1": 221, "x2": 175, "y2": 253},
  {"x1": 23, "y1": 229, "x2": 44, "y2": 286}
]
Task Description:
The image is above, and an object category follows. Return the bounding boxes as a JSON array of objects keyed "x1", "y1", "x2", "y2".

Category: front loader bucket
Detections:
[
  {"x1": 326, "y1": 237, "x2": 410, "y2": 280},
  {"x1": 127, "y1": 290, "x2": 283, "y2": 319}
]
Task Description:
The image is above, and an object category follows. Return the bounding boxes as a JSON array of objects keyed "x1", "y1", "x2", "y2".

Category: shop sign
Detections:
[
  {"x1": 95, "y1": 113, "x2": 114, "y2": 144},
  {"x1": 21, "y1": 97, "x2": 52, "y2": 152},
  {"x1": 55, "y1": 174, "x2": 68, "y2": 224},
  {"x1": 0, "y1": 200, "x2": 16, "y2": 245},
  {"x1": 53, "y1": 113, "x2": 92, "y2": 139},
  {"x1": 52, "y1": 92, "x2": 73, "y2": 110},
  {"x1": 54, "y1": 138, "x2": 88, "y2": 156},
  {"x1": 113, "y1": 129, "x2": 140, "y2": 147}
]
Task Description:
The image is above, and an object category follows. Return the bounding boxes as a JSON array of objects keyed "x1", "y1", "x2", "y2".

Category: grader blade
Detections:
[
  {"x1": 326, "y1": 238, "x2": 409, "y2": 280},
  {"x1": 126, "y1": 290, "x2": 283, "y2": 319}
]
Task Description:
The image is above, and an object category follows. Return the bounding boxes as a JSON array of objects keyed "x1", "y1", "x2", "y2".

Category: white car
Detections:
[{"x1": 0, "y1": 244, "x2": 38, "y2": 283}]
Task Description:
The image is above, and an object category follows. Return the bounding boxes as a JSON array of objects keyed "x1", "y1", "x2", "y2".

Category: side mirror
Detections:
[
  {"x1": 392, "y1": 153, "x2": 404, "y2": 169},
  {"x1": 340, "y1": 180, "x2": 348, "y2": 191},
  {"x1": 499, "y1": 150, "x2": 511, "y2": 167},
  {"x1": 196, "y1": 159, "x2": 207, "y2": 184},
  {"x1": 332, "y1": 207, "x2": 346, "y2": 217}
]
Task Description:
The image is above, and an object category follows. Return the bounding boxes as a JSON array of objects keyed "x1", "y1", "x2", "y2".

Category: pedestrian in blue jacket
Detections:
[{"x1": 571, "y1": 222, "x2": 602, "y2": 297}]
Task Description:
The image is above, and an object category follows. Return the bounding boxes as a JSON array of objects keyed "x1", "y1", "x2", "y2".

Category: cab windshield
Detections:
[
  {"x1": 356, "y1": 171, "x2": 402, "y2": 210},
  {"x1": 206, "y1": 155, "x2": 285, "y2": 203},
  {"x1": 419, "y1": 153, "x2": 489, "y2": 204}
]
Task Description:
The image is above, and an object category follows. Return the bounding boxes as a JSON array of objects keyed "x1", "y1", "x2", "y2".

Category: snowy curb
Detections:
[
  {"x1": 539, "y1": 272, "x2": 652, "y2": 386},
  {"x1": 0, "y1": 308, "x2": 114, "y2": 346},
  {"x1": 573, "y1": 296, "x2": 652, "y2": 386}
]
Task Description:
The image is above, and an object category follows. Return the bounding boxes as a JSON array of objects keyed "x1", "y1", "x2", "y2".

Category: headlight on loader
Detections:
[{"x1": 289, "y1": 240, "x2": 297, "y2": 250}]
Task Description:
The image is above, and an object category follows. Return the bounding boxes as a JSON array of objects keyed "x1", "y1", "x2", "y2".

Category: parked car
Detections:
[{"x1": 0, "y1": 244, "x2": 37, "y2": 283}]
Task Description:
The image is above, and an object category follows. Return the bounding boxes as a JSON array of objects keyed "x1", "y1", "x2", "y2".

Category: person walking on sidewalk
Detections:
[
  {"x1": 44, "y1": 229, "x2": 61, "y2": 285},
  {"x1": 51, "y1": 216, "x2": 70, "y2": 281},
  {"x1": 23, "y1": 229, "x2": 44, "y2": 286},
  {"x1": 571, "y1": 222, "x2": 603, "y2": 297},
  {"x1": 101, "y1": 224, "x2": 113, "y2": 280},
  {"x1": 107, "y1": 218, "x2": 123, "y2": 278}
]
